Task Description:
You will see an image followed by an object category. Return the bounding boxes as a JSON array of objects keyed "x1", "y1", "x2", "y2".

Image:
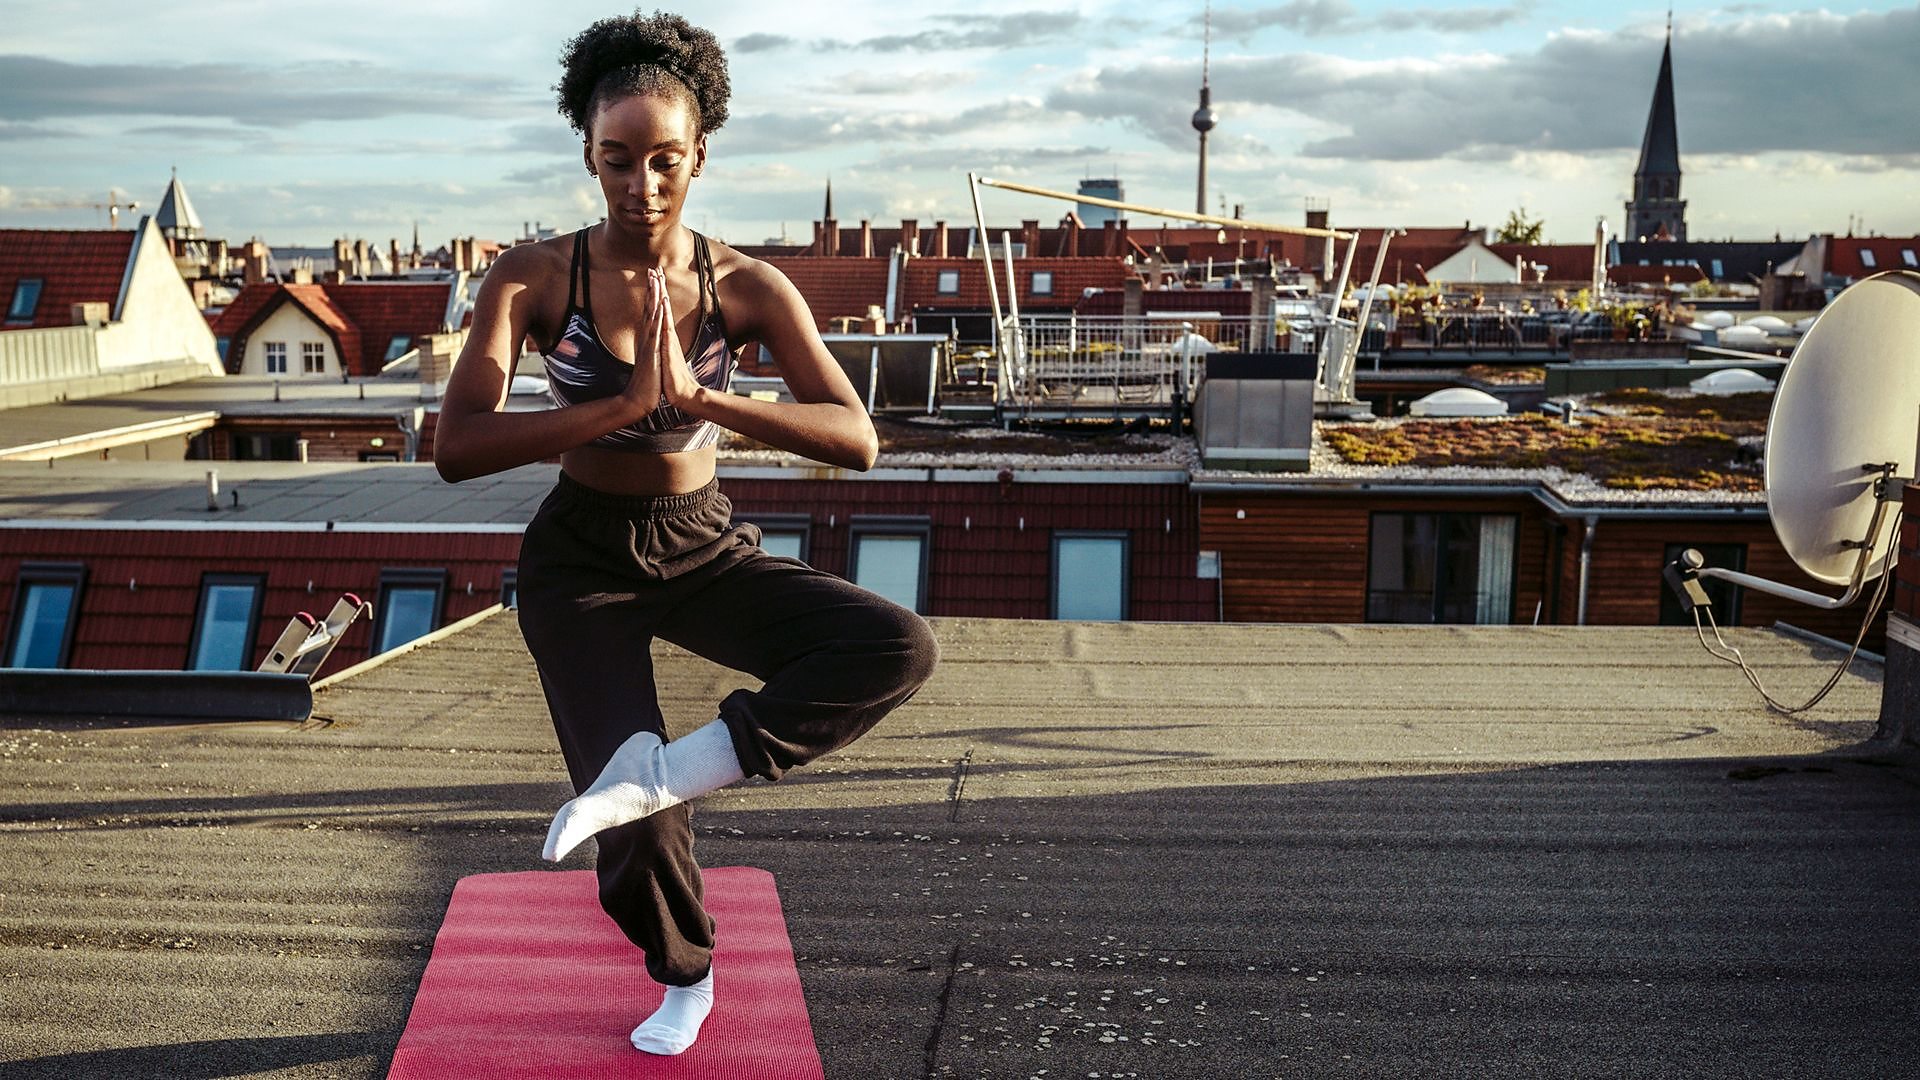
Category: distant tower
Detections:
[
  {"x1": 823, "y1": 176, "x2": 834, "y2": 223},
  {"x1": 154, "y1": 167, "x2": 203, "y2": 243},
  {"x1": 1076, "y1": 178, "x2": 1124, "y2": 228},
  {"x1": 1625, "y1": 17, "x2": 1686, "y2": 242},
  {"x1": 1191, "y1": 1, "x2": 1218, "y2": 216}
]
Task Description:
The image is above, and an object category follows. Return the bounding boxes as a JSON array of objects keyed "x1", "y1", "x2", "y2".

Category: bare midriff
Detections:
[{"x1": 561, "y1": 442, "x2": 718, "y2": 496}]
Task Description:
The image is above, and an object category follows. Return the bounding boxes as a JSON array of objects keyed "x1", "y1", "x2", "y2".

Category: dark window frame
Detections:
[
  {"x1": 499, "y1": 568, "x2": 518, "y2": 609},
  {"x1": 383, "y1": 334, "x2": 414, "y2": 362},
  {"x1": 1030, "y1": 270, "x2": 1055, "y2": 296},
  {"x1": 372, "y1": 568, "x2": 448, "y2": 654},
  {"x1": 5, "y1": 562, "x2": 86, "y2": 668},
  {"x1": 6, "y1": 278, "x2": 43, "y2": 323},
  {"x1": 187, "y1": 572, "x2": 267, "y2": 671},
  {"x1": 1660, "y1": 542, "x2": 1746, "y2": 626},
  {"x1": 737, "y1": 512, "x2": 813, "y2": 563},
  {"x1": 264, "y1": 340, "x2": 287, "y2": 374},
  {"x1": 1050, "y1": 529, "x2": 1130, "y2": 621},
  {"x1": 1364, "y1": 511, "x2": 1521, "y2": 625},
  {"x1": 847, "y1": 515, "x2": 932, "y2": 614}
]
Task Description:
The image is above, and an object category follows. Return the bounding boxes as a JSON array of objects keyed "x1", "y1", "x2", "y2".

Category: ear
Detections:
[
  {"x1": 691, "y1": 132, "x2": 708, "y2": 178},
  {"x1": 582, "y1": 140, "x2": 596, "y2": 176}
]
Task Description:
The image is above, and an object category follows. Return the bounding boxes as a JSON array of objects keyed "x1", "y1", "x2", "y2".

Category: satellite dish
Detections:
[
  {"x1": 1663, "y1": 271, "x2": 1917, "y2": 714},
  {"x1": 1765, "y1": 270, "x2": 1920, "y2": 585}
]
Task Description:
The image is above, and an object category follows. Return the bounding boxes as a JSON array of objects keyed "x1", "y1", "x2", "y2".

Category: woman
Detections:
[{"x1": 435, "y1": 11, "x2": 940, "y2": 1058}]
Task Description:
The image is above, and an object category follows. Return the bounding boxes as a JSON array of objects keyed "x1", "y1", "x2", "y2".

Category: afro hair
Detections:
[{"x1": 555, "y1": 10, "x2": 730, "y2": 137}]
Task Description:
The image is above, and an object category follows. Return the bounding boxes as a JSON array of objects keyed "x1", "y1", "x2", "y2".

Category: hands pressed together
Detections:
[{"x1": 618, "y1": 266, "x2": 706, "y2": 424}]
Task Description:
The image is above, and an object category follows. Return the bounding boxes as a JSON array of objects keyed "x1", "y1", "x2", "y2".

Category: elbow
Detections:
[
  {"x1": 432, "y1": 434, "x2": 474, "y2": 484},
  {"x1": 851, "y1": 425, "x2": 880, "y2": 472}
]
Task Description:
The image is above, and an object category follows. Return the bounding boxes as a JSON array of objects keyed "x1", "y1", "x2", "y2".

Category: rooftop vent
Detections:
[
  {"x1": 1408, "y1": 387, "x2": 1508, "y2": 417},
  {"x1": 1689, "y1": 368, "x2": 1776, "y2": 395}
]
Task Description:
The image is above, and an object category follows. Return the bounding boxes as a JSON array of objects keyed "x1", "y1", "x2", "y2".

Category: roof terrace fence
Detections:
[{"x1": 996, "y1": 313, "x2": 1321, "y2": 417}]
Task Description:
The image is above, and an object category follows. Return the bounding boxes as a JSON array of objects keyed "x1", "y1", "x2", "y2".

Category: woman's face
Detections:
[{"x1": 584, "y1": 91, "x2": 707, "y2": 235}]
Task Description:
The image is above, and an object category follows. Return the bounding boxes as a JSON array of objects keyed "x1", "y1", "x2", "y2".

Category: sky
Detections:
[{"x1": 3, "y1": 1, "x2": 1919, "y2": 249}]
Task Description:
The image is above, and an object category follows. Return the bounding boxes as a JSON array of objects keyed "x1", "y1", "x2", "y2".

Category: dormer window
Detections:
[
  {"x1": 6, "y1": 278, "x2": 43, "y2": 324},
  {"x1": 936, "y1": 270, "x2": 960, "y2": 295},
  {"x1": 1031, "y1": 271, "x2": 1054, "y2": 296},
  {"x1": 1860, "y1": 249, "x2": 1877, "y2": 269}
]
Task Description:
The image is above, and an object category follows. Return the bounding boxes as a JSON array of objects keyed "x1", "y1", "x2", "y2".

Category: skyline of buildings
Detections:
[{"x1": 3, "y1": 3, "x2": 1918, "y2": 247}]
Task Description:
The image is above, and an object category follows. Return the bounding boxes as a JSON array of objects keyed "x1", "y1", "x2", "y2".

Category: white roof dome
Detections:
[
  {"x1": 1717, "y1": 324, "x2": 1770, "y2": 345},
  {"x1": 1409, "y1": 387, "x2": 1509, "y2": 417},
  {"x1": 1700, "y1": 310, "x2": 1736, "y2": 328},
  {"x1": 1741, "y1": 314, "x2": 1790, "y2": 332},
  {"x1": 1690, "y1": 368, "x2": 1776, "y2": 395}
]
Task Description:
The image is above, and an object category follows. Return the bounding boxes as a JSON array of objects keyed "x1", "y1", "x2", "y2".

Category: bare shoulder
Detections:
[
  {"x1": 485, "y1": 234, "x2": 570, "y2": 290},
  {"x1": 707, "y1": 238, "x2": 806, "y2": 338}
]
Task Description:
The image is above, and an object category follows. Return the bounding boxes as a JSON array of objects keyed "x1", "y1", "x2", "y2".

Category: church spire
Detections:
[
  {"x1": 1625, "y1": 24, "x2": 1686, "y2": 242},
  {"x1": 823, "y1": 176, "x2": 834, "y2": 223}
]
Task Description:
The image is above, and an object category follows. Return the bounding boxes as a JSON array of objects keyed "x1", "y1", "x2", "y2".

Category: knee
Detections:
[
  {"x1": 592, "y1": 810, "x2": 687, "y2": 912},
  {"x1": 889, "y1": 610, "x2": 940, "y2": 692}
]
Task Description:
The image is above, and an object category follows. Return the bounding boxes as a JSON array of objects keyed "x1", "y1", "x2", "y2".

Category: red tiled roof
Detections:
[
  {"x1": 902, "y1": 257, "x2": 1132, "y2": 311},
  {"x1": 325, "y1": 282, "x2": 449, "y2": 373},
  {"x1": 1827, "y1": 236, "x2": 1920, "y2": 279},
  {"x1": 0, "y1": 228, "x2": 136, "y2": 329},
  {"x1": 207, "y1": 280, "x2": 448, "y2": 375},
  {"x1": 763, "y1": 257, "x2": 892, "y2": 330}
]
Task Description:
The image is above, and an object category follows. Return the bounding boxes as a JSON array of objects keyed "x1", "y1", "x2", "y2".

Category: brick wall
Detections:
[{"x1": 1896, "y1": 484, "x2": 1919, "y2": 623}]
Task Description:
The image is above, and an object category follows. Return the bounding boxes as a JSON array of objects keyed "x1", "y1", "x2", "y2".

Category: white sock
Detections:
[
  {"x1": 542, "y1": 719, "x2": 745, "y2": 862},
  {"x1": 630, "y1": 968, "x2": 715, "y2": 1055}
]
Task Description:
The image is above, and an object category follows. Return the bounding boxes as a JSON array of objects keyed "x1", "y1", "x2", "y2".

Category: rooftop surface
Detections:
[{"x1": 3, "y1": 613, "x2": 1915, "y2": 1078}]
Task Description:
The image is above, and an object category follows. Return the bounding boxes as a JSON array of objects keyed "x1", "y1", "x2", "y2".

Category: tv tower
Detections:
[{"x1": 1192, "y1": 1, "x2": 1218, "y2": 215}]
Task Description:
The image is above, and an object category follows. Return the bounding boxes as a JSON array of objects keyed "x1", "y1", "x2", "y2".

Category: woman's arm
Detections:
[
  {"x1": 434, "y1": 244, "x2": 664, "y2": 483},
  {"x1": 658, "y1": 260, "x2": 878, "y2": 471}
]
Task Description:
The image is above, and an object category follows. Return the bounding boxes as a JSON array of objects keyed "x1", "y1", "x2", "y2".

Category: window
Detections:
[
  {"x1": 301, "y1": 341, "x2": 326, "y2": 375},
  {"x1": 848, "y1": 517, "x2": 930, "y2": 613},
  {"x1": 1366, "y1": 513, "x2": 1517, "y2": 624},
  {"x1": 215, "y1": 336, "x2": 231, "y2": 363},
  {"x1": 499, "y1": 569, "x2": 518, "y2": 609},
  {"x1": 358, "y1": 451, "x2": 399, "y2": 462},
  {"x1": 1660, "y1": 543, "x2": 1745, "y2": 626},
  {"x1": 1710, "y1": 259, "x2": 1724, "y2": 279},
  {"x1": 7, "y1": 278, "x2": 43, "y2": 323},
  {"x1": 384, "y1": 334, "x2": 414, "y2": 362},
  {"x1": 1031, "y1": 270, "x2": 1054, "y2": 296},
  {"x1": 265, "y1": 341, "x2": 287, "y2": 374},
  {"x1": 6, "y1": 563, "x2": 85, "y2": 668},
  {"x1": 373, "y1": 569, "x2": 446, "y2": 654},
  {"x1": 1860, "y1": 249, "x2": 1877, "y2": 269},
  {"x1": 1052, "y1": 531, "x2": 1128, "y2": 620},
  {"x1": 935, "y1": 270, "x2": 960, "y2": 295},
  {"x1": 1904, "y1": 250, "x2": 1918, "y2": 268},
  {"x1": 232, "y1": 433, "x2": 299, "y2": 460},
  {"x1": 188, "y1": 573, "x2": 265, "y2": 670},
  {"x1": 738, "y1": 513, "x2": 812, "y2": 563}
]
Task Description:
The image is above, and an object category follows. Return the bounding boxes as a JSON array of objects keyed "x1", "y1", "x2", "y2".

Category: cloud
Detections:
[
  {"x1": 738, "y1": 10, "x2": 1100, "y2": 53},
  {"x1": 1050, "y1": 7, "x2": 1920, "y2": 163},
  {"x1": 733, "y1": 33, "x2": 795, "y2": 53},
  {"x1": 719, "y1": 98, "x2": 1052, "y2": 157},
  {"x1": 1203, "y1": 1, "x2": 1534, "y2": 39},
  {"x1": 0, "y1": 121, "x2": 75, "y2": 140},
  {"x1": 0, "y1": 54, "x2": 539, "y2": 127}
]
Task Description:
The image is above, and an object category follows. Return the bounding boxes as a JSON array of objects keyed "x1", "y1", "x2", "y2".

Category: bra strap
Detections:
[
  {"x1": 570, "y1": 226, "x2": 593, "y2": 322},
  {"x1": 694, "y1": 231, "x2": 729, "y2": 341}
]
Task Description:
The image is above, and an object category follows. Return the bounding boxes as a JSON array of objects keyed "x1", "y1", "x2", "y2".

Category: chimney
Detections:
[
  {"x1": 1123, "y1": 277, "x2": 1143, "y2": 319},
  {"x1": 390, "y1": 238, "x2": 402, "y2": 275},
  {"x1": 932, "y1": 220, "x2": 949, "y2": 258},
  {"x1": 353, "y1": 238, "x2": 369, "y2": 277},
  {"x1": 69, "y1": 302, "x2": 109, "y2": 327},
  {"x1": 291, "y1": 265, "x2": 314, "y2": 285},
  {"x1": 332, "y1": 237, "x2": 350, "y2": 273},
  {"x1": 899, "y1": 219, "x2": 919, "y2": 256},
  {"x1": 1021, "y1": 219, "x2": 1039, "y2": 256},
  {"x1": 1062, "y1": 214, "x2": 1081, "y2": 257},
  {"x1": 243, "y1": 238, "x2": 269, "y2": 287},
  {"x1": 1306, "y1": 205, "x2": 1329, "y2": 232},
  {"x1": 822, "y1": 215, "x2": 840, "y2": 257},
  {"x1": 860, "y1": 219, "x2": 873, "y2": 258},
  {"x1": 1102, "y1": 220, "x2": 1118, "y2": 257}
]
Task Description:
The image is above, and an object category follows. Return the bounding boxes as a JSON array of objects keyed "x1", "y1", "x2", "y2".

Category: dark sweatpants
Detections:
[{"x1": 515, "y1": 472, "x2": 939, "y2": 986}]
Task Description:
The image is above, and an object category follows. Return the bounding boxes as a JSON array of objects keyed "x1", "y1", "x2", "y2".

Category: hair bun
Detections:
[{"x1": 555, "y1": 12, "x2": 731, "y2": 136}]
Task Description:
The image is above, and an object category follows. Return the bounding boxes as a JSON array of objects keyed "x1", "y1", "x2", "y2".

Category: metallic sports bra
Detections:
[{"x1": 542, "y1": 227, "x2": 737, "y2": 452}]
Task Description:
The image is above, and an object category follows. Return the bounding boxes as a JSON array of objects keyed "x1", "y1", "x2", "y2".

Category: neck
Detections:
[{"x1": 597, "y1": 216, "x2": 691, "y2": 267}]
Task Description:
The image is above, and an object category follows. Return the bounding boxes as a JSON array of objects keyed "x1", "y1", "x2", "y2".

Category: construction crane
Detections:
[{"x1": 38, "y1": 190, "x2": 142, "y2": 228}]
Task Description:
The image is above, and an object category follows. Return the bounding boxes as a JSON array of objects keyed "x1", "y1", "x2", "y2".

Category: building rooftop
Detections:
[
  {"x1": 2, "y1": 612, "x2": 1910, "y2": 1076},
  {"x1": 0, "y1": 228, "x2": 136, "y2": 329}
]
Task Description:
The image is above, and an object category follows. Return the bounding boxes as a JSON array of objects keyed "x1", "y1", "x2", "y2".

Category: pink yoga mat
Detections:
[{"x1": 387, "y1": 866, "x2": 825, "y2": 1079}]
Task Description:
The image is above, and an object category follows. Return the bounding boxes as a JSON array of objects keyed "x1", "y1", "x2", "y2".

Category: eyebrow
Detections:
[{"x1": 597, "y1": 138, "x2": 687, "y2": 152}]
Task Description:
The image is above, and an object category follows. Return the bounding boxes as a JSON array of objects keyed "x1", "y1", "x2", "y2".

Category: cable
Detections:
[{"x1": 1691, "y1": 552, "x2": 1895, "y2": 715}]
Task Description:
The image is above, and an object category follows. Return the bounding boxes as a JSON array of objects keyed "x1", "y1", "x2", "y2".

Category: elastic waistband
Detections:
[{"x1": 552, "y1": 472, "x2": 720, "y2": 517}]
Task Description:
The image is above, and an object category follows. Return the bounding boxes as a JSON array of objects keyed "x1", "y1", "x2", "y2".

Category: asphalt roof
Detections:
[{"x1": 3, "y1": 612, "x2": 1914, "y2": 1078}]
